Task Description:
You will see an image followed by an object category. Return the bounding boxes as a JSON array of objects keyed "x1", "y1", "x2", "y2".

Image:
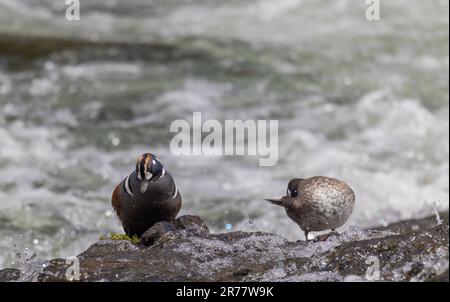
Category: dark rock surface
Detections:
[
  {"x1": 0, "y1": 268, "x2": 20, "y2": 282},
  {"x1": 1, "y1": 213, "x2": 448, "y2": 282}
]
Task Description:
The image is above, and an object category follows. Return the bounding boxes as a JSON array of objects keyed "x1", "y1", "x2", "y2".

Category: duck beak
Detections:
[
  {"x1": 265, "y1": 198, "x2": 284, "y2": 206},
  {"x1": 140, "y1": 180, "x2": 149, "y2": 194}
]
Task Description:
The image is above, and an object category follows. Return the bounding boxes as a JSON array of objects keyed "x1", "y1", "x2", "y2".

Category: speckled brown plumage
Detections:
[{"x1": 266, "y1": 176, "x2": 355, "y2": 240}]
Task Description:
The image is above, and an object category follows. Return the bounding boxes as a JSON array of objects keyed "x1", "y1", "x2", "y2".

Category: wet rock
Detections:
[
  {"x1": 175, "y1": 215, "x2": 209, "y2": 234},
  {"x1": 430, "y1": 270, "x2": 449, "y2": 282},
  {"x1": 325, "y1": 224, "x2": 448, "y2": 281},
  {"x1": 141, "y1": 221, "x2": 178, "y2": 247},
  {"x1": 4, "y1": 213, "x2": 448, "y2": 282},
  {"x1": 374, "y1": 212, "x2": 449, "y2": 234},
  {"x1": 0, "y1": 268, "x2": 20, "y2": 282},
  {"x1": 141, "y1": 215, "x2": 209, "y2": 247}
]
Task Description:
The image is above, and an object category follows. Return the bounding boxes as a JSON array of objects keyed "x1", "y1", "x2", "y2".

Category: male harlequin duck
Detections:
[
  {"x1": 112, "y1": 153, "x2": 181, "y2": 237},
  {"x1": 266, "y1": 176, "x2": 355, "y2": 241}
]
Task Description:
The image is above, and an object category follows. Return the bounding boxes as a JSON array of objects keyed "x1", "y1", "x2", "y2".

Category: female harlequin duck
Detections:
[
  {"x1": 112, "y1": 153, "x2": 181, "y2": 237},
  {"x1": 266, "y1": 176, "x2": 355, "y2": 241}
]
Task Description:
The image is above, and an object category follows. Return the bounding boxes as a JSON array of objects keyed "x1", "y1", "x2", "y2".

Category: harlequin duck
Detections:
[
  {"x1": 266, "y1": 176, "x2": 355, "y2": 241},
  {"x1": 112, "y1": 153, "x2": 182, "y2": 237}
]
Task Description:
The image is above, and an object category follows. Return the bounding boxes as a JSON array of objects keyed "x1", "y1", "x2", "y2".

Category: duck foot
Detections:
[
  {"x1": 296, "y1": 231, "x2": 310, "y2": 242},
  {"x1": 313, "y1": 231, "x2": 340, "y2": 242}
]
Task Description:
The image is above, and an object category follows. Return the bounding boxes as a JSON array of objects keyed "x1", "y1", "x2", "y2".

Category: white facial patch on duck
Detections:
[
  {"x1": 143, "y1": 158, "x2": 153, "y2": 180},
  {"x1": 137, "y1": 164, "x2": 142, "y2": 180},
  {"x1": 287, "y1": 188, "x2": 291, "y2": 196},
  {"x1": 136, "y1": 155, "x2": 144, "y2": 181},
  {"x1": 144, "y1": 171, "x2": 153, "y2": 180}
]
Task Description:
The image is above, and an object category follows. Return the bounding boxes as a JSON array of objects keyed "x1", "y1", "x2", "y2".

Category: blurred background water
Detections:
[{"x1": 0, "y1": 0, "x2": 448, "y2": 269}]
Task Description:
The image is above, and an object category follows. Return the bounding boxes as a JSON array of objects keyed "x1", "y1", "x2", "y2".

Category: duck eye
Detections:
[
  {"x1": 288, "y1": 189, "x2": 298, "y2": 197},
  {"x1": 287, "y1": 188, "x2": 298, "y2": 197}
]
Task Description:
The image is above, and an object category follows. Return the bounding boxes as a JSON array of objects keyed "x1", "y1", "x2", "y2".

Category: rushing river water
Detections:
[{"x1": 0, "y1": 0, "x2": 448, "y2": 269}]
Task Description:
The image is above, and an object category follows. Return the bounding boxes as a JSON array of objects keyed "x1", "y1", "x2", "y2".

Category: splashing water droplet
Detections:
[
  {"x1": 432, "y1": 201, "x2": 443, "y2": 225},
  {"x1": 343, "y1": 76, "x2": 352, "y2": 86},
  {"x1": 45, "y1": 61, "x2": 55, "y2": 71},
  {"x1": 108, "y1": 132, "x2": 120, "y2": 146},
  {"x1": 225, "y1": 223, "x2": 232, "y2": 231},
  {"x1": 18, "y1": 252, "x2": 45, "y2": 281},
  {"x1": 378, "y1": 219, "x2": 388, "y2": 227},
  {"x1": 111, "y1": 137, "x2": 120, "y2": 146}
]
